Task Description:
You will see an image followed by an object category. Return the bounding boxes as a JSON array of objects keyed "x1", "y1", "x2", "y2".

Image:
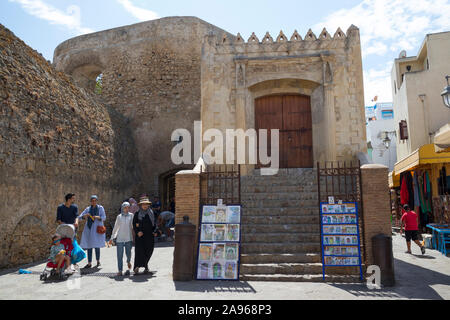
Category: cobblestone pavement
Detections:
[{"x1": 0, "y1": 233, "x2": 449, "y2": 300}]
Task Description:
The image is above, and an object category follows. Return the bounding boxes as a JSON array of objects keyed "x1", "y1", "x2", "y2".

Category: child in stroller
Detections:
[{"x1": 40, "y1": 234, "x2": 74, "y2": 281}]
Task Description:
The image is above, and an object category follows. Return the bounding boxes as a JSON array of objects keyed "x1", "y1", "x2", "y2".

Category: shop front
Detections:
[{"x1": 390, "y1": 144, "x2": 450, "y2": 231}]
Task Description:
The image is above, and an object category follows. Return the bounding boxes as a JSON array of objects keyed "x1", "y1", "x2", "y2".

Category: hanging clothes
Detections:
[
  {"x1": 413, "y1": 172, "x2": 420, "y2": 209},
  {"x1": 400, "y1": 173, "x2": 409, "y2": 205}
]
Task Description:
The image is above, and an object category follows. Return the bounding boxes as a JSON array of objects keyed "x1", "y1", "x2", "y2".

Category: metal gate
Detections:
[
  {"x1": 200, "y1": 164, "x2": 241, "y2": 206},
  {"x1": 317, "y1": 160, "x2": 366, "y2": 265}
]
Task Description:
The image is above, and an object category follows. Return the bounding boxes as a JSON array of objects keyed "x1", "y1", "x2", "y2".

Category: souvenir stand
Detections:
[
  {"x1": 320, "y1": 201, "x2": 363, "y2": 281},
  {"x1": 196, "y1": 200, "x2": 242, "y2": 280}
]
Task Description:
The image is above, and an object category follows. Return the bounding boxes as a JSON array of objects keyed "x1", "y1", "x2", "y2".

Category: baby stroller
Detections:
[{"x1": 40, "y1": 224, "x2": 83, "y2": 281}]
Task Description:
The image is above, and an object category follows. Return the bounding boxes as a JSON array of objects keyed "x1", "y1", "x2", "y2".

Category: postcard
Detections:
[
  {"x1": 224, "y1": 261, "x2": 237, "y2": 279},
  {"x1": 215, "y1": 206, "x2": 227, "y2": 223},
  {"x1": 226, "y1": 224, "x2": 240, "y2": 242},
  {"x1": 199, "y1": 244, "x2": 213, "y2": 261},
  {"x1": 213, "y1": 224, "x2": 226, "y2": 241},
  {"x1": 197, "y1": 261, "x2": 210, "y2": 279},
  {"x1": 202, "y1": 206, "x2": 216, "y2": 223},
  {"x1": 227, "y1": 206, "x2": 241, "y2": 223},
  {"x1": 213, "y1": 243, "x2": 226, "y2": 260},
  {"x1": 200, "y1": 224, "x2": 215, "y2": 242},
  {"x1": 225, "y1": 243, "x2": 239, "y2": 260},
  {"x1": 212, "y1": 262, "x2": 224, "y2": 279}
]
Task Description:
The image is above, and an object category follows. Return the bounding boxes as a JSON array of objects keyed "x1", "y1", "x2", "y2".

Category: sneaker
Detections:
[
  {"x1": 421, "y1": 246, "x2": 426, "y2": 255},
  {"x1": 83, "y1": 263, "x2": 92, "y2": 269},
  {"x1": 96, "y1": 262, "x2": 101, "y2": 268},
  {"x1": 124, "y1": 270, "x2": 130, "y2": 276}
]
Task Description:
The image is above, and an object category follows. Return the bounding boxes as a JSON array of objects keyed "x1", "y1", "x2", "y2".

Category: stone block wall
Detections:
[
  {"x1": 174, "y1": 170, "x2": 201, "y2": 274},
  {"x1": 0, "y1": 25, "x2": 139, "y2": 268},
  {"x1": 361, "y1": 164, "x2": 392, "y2": 266},
  {"x1": 53, "y1": 17, "x2": 235, "y2": 197}
]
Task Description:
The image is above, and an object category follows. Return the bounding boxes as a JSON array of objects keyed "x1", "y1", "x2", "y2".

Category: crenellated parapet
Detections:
[{"x1": 212, "y1": 26, "x2": 360, "y2": 54}]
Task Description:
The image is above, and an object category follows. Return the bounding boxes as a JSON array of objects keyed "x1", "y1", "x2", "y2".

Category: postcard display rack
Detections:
[
  {"x1": 320, "y1": 202, "x2": 363, "y2": 281},
  {"x1": 196, "y1": 204, "x2": 242, "y2": 281}
]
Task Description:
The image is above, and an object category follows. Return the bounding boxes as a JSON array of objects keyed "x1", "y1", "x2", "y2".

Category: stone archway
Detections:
[
  {"x1": 8, "y1": 215, "x2": 49, "y2": 266},
  {"x1": 159, "y1": 167, "x2": 193, "y2": 212}
]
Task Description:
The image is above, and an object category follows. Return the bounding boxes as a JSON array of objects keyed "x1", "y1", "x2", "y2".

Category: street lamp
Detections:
[
  {"x1": 442, "y1": 75, "x2": 450, "y2": 108},
  {"x1": 383, "y1": 135, "x2": 391, "y2": 149}
]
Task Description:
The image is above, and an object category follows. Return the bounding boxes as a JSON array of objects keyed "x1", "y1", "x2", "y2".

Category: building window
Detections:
[
  {"x1": 399, "y1": 120, "x2": 408, "y2": 140},
  {"x1": 382, "y1": 110, "x2": 394, "y2": 119}
]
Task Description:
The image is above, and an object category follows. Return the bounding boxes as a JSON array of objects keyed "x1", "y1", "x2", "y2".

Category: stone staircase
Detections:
[{"x1": 239, "y1": 168, "x2": 361, "y2": 283}]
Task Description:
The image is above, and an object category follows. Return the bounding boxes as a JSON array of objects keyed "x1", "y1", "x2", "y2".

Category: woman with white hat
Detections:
[
  {"x1": 110, "y1": 202, "x2": 134, "y2": 276},
  {"x1": 132, "y1": 196, "x2": 157, "y2": 275}
]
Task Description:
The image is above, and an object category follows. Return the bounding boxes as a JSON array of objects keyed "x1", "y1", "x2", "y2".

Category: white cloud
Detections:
[
  {"x1": 364, "y1": 65, "x2": 394, "y2": 105},
  {"x1": 9, "y1": 0, "x2": 93, "y2": 35},
  {"x1": 116, "y1": 0, "x2": 159, "y2": 22},
  {"x1": 315, "y1": 0, "x2": 450, "y2": 105}
]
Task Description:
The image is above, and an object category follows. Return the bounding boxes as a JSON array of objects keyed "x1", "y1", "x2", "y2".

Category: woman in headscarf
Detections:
[
  {"x1": 128, "y1": 198, "x2": 140, "y2": 214},
  {"x1": 133, "y1": 196, "x2": 156, "y2": 274},
  {"x1": 79, "y1": 195, "x2": 106, "y2": 268},
  {"x1": 110, "y1": 202, "x2": 134, "y2": 276}
]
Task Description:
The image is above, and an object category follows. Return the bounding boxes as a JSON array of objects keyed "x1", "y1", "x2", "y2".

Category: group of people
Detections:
[{"x1": 53, "y1": 193, "x2": 176, "y2": 276}]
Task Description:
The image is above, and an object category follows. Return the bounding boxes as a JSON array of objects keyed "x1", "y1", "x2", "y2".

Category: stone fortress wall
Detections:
[
  {"x1": 53, "y1": 17, "x2": 235, "y2": 197},
  {"x1": 0, "y1": 25, "x2": 139, "y2": 268}
]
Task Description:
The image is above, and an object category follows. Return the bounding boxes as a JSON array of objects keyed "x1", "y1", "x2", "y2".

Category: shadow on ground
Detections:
[
  {"x1": 174, "y1": 280, "x2": 257, "y2": 294},
  {"x1": 329, "y1": 258, "x2": 450, "y2": 300}
]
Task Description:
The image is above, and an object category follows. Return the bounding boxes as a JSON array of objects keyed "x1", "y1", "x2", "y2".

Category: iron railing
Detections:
[
  {"x1": 200, "y1": 164, "x2": 241, "y2": 206},
  {"x1": 317, "y1": 160, "x2": 367, "y2": 265}
]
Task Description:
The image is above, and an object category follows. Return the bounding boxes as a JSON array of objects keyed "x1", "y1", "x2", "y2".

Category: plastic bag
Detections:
[{"x1": 70, "y1": 238, "x2": 86, "y2": 264}]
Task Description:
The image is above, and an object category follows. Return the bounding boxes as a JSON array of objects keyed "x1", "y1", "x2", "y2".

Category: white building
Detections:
[{"x1": 366, "y1": 102, "x2": 397, "y2": 171}]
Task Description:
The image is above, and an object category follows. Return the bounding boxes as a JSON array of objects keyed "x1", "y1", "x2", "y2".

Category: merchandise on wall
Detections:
[
  {"x1": 320, "y1": 202, "x2": 363, "y2": 281},
  {"x1": 196, "y1": 204, "x2": 241, "y2": 280}
]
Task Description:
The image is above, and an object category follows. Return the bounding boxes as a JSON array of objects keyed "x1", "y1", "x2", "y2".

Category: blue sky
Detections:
[{"x1": 1, "y1": 0, "x2": 450, "y2": 105}]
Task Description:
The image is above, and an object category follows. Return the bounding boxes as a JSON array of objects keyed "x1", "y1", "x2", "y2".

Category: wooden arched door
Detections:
[{"x1": 255, "y1": 94, "x2": 313, "y2": 168}]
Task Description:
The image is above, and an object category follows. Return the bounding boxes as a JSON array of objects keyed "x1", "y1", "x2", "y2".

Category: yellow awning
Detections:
[
  {"x1": 389, "y1": 171, "x2": 400, "y2": 188},
  {"x1": 394, "y1": 143, "x2": 450, "y2": 176},
  {"x1": 434, "y1": 123, "x2": 450, "y2": 153}
]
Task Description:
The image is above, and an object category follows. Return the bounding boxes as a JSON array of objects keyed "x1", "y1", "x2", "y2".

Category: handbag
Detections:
[{"x1": 97, "y1": 224, "x2": 106, "y2": 234}]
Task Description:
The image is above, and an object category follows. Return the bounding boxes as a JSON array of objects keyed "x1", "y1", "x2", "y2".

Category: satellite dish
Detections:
[{"x1": 399, "y1": 50, "x2": 407, "y2": 59}]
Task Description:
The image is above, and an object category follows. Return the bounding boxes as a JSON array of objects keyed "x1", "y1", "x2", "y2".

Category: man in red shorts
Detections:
[{"x1": 400, "y1": 204, "x2": 426, "y2": 255}]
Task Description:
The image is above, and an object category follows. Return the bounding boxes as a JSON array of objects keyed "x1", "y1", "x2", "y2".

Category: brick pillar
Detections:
[
  {"x1": 361, "y1": 164, "x2": 392, "y2": 266},
  {"x1": 174, "y1": 170, "x2": 201, "y2": 274}
]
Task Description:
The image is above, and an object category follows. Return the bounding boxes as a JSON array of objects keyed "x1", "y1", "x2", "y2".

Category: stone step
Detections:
[
  {"x1": 241, "y1": 224, "x2": 320, "y2": 234},
  {"x1": 241, "y1": 215, "x2": 320, "y2": 225},
  {"x1": 240, "y1": 253, "x2": 321, "y2": 264},
  {"x1": 241, "y1": 193, "x2": 318, "y2": 201},
  {"x1": 241, "y1": 179, "x2": 317, "y2": 187},
  {"x1": 242, "y1": 199, "x2": 318, "y2": 208},
  {"x1": 241, "y1": 242, "x2": 321, "y2": 254},
  {"x1": 241, "y1": 185, "x2": 317, "y2": 194},
  {"x1": 240, "y1": 263, "x2": 323, "y2": 275},
  {"x1": 242, "y1": 232, "x2": 320, "y2": 243},
  {"x1": 247, "y1": 168, "x2": 317, "y2": 177},
  {"x1": 242, "y1": 207, "x2": 319, "y2": 216},
  {"x1": 239, "y1": 274, "x2": 362, "y2": 283}
]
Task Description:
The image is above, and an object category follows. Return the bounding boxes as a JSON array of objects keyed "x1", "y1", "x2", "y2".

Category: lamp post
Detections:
[{"x1": 442, "y1": 75, "x2": 450, "y2": 108}]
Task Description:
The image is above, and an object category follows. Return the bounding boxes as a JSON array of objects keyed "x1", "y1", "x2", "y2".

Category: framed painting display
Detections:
[
  {"x1": 196, "y1": 204, "x2": 242, "y2": 281},
  {"x1": 320, "y1": 202, "x2": 363, "y2": 281}
]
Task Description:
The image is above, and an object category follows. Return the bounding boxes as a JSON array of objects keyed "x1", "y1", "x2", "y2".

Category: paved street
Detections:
[{"x1": 0, "y1": 233, "x2": 449, "y2": 300}]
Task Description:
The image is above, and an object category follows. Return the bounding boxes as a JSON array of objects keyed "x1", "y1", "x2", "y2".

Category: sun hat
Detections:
[{"x1": 138, "y1": 196, "x2": 152, "y2": 205}]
